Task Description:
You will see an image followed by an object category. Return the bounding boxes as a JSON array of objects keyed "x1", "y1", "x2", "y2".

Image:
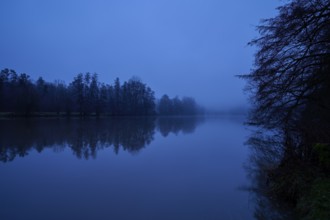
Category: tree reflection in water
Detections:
[
  {"x1": 156, "y1": 116, "x2": 203, "y2": 137},
  {"x1": 0, "y1": 117, "x2": 204, "y2": 162},
  {"x1": 245, "y1": 130, "x2": 295, "y2": 220}
]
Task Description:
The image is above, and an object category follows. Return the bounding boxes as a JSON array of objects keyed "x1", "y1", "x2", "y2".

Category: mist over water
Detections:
[
  {"x1": 0, "y1": 0, "x2": 280, "y2": 109},
  {"x1": 0, "y1": 0, "x2": 316, "y2": 219}
]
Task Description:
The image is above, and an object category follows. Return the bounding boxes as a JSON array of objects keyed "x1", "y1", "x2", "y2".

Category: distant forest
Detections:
[{"x1": 0, "y1": 69, "x2": 203, "y2": 116}]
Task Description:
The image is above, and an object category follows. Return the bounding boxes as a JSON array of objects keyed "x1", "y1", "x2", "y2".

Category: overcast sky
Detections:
[{"x1": 0, "y1": 0, "x2": 281, "y2": 109}]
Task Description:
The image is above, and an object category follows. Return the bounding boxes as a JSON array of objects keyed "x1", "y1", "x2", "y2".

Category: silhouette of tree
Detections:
[
  {"x1": 158, "y1": 95, "x2": 200, "y2": 115},
  {"x1": 241, "y1": 0, "x2": 330, "y2": 130},
  {"x1": 50, "y1": 80, "x2": 67, "y2": 115},
  {"x1": 121, "y1": 78, "x2": 156, "y2": 115},
  {"x1": 70, "y1": 73, "x2": 85, "y2": 115},
  {"x1": 242, "y1": 1, "x2": 330, "y2": 218},
  {"x1": 90, "y1": 74, "x2": 100, "y2": 115},
  {"x1": 158, "y1": 94, "x2": 172, "y2": 115},
  {"x1": 15, "y1": 73, "x2": 37, "y2": 115},
  {"x1": 181, "y1": 97, "x2": 198, "y2": 115},
  {"x1": 113, "y1": 77, "x2": 121, "y2": 115},
  {"x1": 0, "y1": 69, "x2": 199, "y2": 117},
  {"x1": 36, "y1": 76, "x2": 48, "y2": 112},
  {"x1": 0, "y1": 69, "x2": 13, "y2": 112},
  {"x1": 98, "y1": 83, "x2": 108, "y2": 115}
]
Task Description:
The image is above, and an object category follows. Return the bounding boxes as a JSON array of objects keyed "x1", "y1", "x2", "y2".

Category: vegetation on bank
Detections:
[
  {"x1": 265, "y1": 147, "x2": 330, "y2": 219},
  {"x1": 0, "y1": 70, "x2": 202, "y2": 117},
  {"x1": 242, "y1": 0, "x2": 330, "y2": 218}
]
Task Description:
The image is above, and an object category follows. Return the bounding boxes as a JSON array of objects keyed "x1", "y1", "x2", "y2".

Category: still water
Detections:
[{"x1": 0, "y1": 116, "x2": 254, "y2": 220}]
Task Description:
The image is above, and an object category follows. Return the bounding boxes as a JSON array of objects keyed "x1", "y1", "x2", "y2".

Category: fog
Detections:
[{"x1": 0, "y1": 0, "x2": 280, "y2": 109}]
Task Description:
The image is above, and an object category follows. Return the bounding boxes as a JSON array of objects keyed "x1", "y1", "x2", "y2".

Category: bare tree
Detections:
[{"x1": 241, "y1": 0, "x2": 330, "y2": 130}]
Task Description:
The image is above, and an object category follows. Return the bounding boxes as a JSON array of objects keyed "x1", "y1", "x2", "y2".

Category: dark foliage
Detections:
[
  {"x1": 241, "y1": 0, "x2": 330, "y2": 131},
  {"x1": 67, "y1": 74, "x2": 156, "y2": 116},
  {"x1": 242, "y1": 0, "x2": 330, "y2": 218},
  {"x1": 0, "y1": 70, "x2": 201, "y2": 117},
  {"x1": 157, "y1": 94, "x2": 202, "y2": 115},
  {"x1": 0, "y1": 70, "x2": 157, "y2": 116},
  {"x1": 241, "y1": 0, "x2": 330, "y2": 158}
]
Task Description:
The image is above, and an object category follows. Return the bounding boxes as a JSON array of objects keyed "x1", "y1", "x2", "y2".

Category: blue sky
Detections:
[{"x1": 0, "y1": 0, "x2": 281, "y2": 109}]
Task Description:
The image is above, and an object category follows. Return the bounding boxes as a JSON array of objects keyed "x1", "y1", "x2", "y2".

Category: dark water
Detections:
[{"x1": 0, "y1": 116, "x2": 254, "y2": 220}]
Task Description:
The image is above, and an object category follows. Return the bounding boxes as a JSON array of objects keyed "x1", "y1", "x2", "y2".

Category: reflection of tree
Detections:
[
  {"x1": 156, "y1": 116, "x2": 204, "y2": 137},
  {"x1": 0, "y1": 117, "x2": 204, "y2": 162},
  {"x1": 0, "y1": 118, "x2": 156, "y2": 162},
  {"x1": 245, "y1": 131, "x2": 295, "y2": 220}
]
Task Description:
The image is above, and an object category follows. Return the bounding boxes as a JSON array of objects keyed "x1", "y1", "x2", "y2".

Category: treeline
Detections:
[
  {"x1": 157, "y1": 94, "x2": 203, "y2": 115},
  {"x1": 0, "y1": 69, "x2": 202, "y2": 116}
]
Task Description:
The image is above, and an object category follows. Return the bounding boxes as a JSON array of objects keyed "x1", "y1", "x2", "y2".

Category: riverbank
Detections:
[{"x1": 267, "y1": 143, "x2": 330, "y2": 220}]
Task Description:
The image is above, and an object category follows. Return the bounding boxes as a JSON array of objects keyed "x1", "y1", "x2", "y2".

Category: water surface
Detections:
[{"x1": 0, "y1": 116, "x2": 253, "y2": 220}]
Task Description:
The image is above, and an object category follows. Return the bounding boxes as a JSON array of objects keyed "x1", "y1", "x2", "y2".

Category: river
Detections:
[{"x1": 0, "y1": 116, "x2": 255, "y2": 220}]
